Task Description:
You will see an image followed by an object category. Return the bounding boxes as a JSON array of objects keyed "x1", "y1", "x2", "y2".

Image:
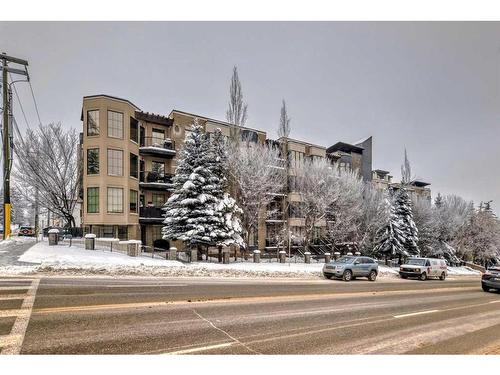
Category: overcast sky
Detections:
[{"x1": 1, "y1": 22, "x2": 500, "y2": 212}]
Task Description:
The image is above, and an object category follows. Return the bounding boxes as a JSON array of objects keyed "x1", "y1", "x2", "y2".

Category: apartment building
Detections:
[{"x1": 80, "y1": 94, "x2": 374, "y2": 251}]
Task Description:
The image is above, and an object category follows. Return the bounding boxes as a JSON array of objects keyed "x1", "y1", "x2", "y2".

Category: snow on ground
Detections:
[
  {"x1": 0, "y1": 236, "x2": 34, "y2": 249},
  {"x1": 0, "y1": 241, "x2": 482, "y2": 278}
]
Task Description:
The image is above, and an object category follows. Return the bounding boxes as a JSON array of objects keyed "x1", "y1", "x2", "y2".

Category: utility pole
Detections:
[{"x1": 1, "y1": 53, "x2": 29, "y2": 239}]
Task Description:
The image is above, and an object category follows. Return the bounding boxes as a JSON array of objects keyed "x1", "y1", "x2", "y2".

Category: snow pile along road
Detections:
[{"x1": 0, "y1": 241, "x2": 482, "y2": 278}]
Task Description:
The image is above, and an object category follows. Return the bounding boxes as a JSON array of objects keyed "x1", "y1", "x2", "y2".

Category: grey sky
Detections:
[{"x1": 1, "y1": 22, "x2": 500, "y2": 212}]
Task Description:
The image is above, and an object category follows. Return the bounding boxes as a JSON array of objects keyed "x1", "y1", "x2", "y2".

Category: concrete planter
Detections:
[
  {"x1": 333, "y1": 252, "x2": 341, "y2": 260},
  {"x1": 304, "y1": 251, "x2": 311, "y2": 264},
  {"x1": 84, "y1": 233, "x2": 96, "y2": 250},
  {"x1": 223, "y1": 248, "x2": 230, "y2": 264},
  {"x1": 324, "y1": 252, "x2": 331, "y2": 263},
  {"x1": 169, "y1": 247, "x2": 177, "y2": 261},
  {"x1": 278, "y1": 250, "x2": 286, "y2": 263}
]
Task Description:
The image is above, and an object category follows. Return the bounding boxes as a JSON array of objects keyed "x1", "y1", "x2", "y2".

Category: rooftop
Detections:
[{"x1": 326, "y1": 141, "x2": 364, "y2": 154}]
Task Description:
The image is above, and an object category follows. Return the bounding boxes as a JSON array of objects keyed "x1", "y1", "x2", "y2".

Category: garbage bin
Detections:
[
  {"x1": 346, "y1": 252, "x2": 353, "y2": 256},
  {"x1": 253, "y1": 250, "x2": 261, "y2": 263},
  {"x1": 223, "y1": 249, "x2": 230, "y2": 264},
  {"x1": 190, "y1": 249, "x2": 198, "y2": 263},
  {"x1": 355, "y1": 251, "x2": 361, "y2": 256},
  {"x1": 333, "y1": 251, "x2": 341, "y2": 260},
  {"x1": 125, "y1": 240, "x2": 141, "y2": 257},
  {"x1": 84, "y1": 233, "x2": 96, "y2": 250},
  {"x1": 279, "y1": 250, "x2": 286, "y2": 263},
  {"x1": 48, "y1": 229, "x2": 59, "y2": 246},
  {"x1": 304, "y1": 251, "x2": 311, "y2": 264},
  {"x1": 324, "y1": 252, "x2": 331, "y2": 263}
]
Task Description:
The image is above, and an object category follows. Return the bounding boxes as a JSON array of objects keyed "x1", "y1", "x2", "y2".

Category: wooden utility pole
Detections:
[{"x1": 1, "y1": 53, "x2": 29, "y2": 239}]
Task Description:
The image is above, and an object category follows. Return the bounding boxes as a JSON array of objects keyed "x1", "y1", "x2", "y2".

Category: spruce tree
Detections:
[
  {"x1": 162, "y1": 120, "x2": 219, "y2": 247},
  {"x1": 394, "y1": 187, "x2": 420, "y2": 256},
  {"x1": 373, "y1": 196, "x2": 406, "y2": 259}
]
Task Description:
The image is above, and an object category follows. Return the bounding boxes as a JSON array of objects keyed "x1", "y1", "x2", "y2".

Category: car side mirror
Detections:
[{"x1": 354, "y1": 261, "x2": 360, "y2": 265}]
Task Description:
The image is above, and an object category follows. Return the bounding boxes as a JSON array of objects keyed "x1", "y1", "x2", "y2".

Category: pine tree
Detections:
[
  {"x1": 434, "y1": 193, "x2": 443, "y2": 208},
  {"x1": 394, "y1": 187, "x2": 420, "y2": 256},
  {"x1": 373, "y1": 196, "x2": 406, "y2": 259},
  {"x1": 162, "y1": 120, "x2": 219, "y2": 247}
]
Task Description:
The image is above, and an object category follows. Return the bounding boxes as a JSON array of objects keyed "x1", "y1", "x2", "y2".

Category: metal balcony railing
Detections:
[
  {"x1": 139, "y1": 171, "x2": 174, "y2": 184},
  {"x1": 140, "y1": 136, "x2": 175, "y2": 151},
  {"x1": 139, "y1": 207, "x2": 164, "y2": 219}
]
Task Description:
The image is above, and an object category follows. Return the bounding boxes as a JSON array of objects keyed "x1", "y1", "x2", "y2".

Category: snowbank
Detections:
[
  {"x1": 0, "y1": 236, "x2": 34, "y2": 249},
  {"x1": 0, "y1": 241, "x2": 482, "y2": 279}
]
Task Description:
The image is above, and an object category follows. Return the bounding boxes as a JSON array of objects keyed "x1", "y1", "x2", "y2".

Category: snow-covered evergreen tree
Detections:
[
  {"x1": 394, "y1": 187, "x2": 420, "y2": 256},
  {"x1": 162, "y1": 120, "x2": 219, "y2": 247},
  {"x1": 373, "y1": 194, "x2": 406, "y2": 259}
]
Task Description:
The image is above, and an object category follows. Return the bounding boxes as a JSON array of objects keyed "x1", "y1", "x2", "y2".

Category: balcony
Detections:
[
  {"x1": 266, "y1": 211, "x2": 286, "y2": 223},
  {"x1": 139, "y1": 170, "x2": 175, "y2": 191},
  {"x1": 139, "y1": 137, "x2": 176, "y2": 158},
  {"x1": 139, "y1": 207, "x2": 164, "y2": 224}
]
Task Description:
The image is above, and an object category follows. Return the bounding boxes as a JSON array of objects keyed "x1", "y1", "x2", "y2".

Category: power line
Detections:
[
  {"x1": 28, "y1": 77, "x2": 42, "y2": 126},
  {"x1": 9, "y1": 72, "x2": 30, "y2": 130}
]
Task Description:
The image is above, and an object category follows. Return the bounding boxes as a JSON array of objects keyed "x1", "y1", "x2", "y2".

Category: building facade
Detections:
[{"x1": 81, "y1": 94, "x2": 419, "y2": 252}]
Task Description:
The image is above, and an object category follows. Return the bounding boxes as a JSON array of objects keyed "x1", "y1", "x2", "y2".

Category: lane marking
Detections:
[
  {"x1": 0, "y1": 295, "x2": 26, "y2": 301},
  {"x1": 32, "y1": 286, "x2": 479, "y2": 315},
  {"x1": 1, "y1": 278, "x2": 40, "y2": 355},
  {"x1": 489, "y1": 300, "x2": 500, "y2": 304},
  {"x1": 164, "y1": 342, "x2": 233, "y2": 355},
  {"x1": 0, "y1": 334, "x2": 23, "y2": 347},
  {"x1": 0, "y1": 309, "x2": 29, "y2": 318},
  {"x1": 393, "y1": 310, "x2": 440, "y2": 318},
  {"x1": 0, "y1": 286, "x2": 30, "y2": 291}
]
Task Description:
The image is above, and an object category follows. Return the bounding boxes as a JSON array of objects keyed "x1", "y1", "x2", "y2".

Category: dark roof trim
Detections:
[
  {"x1": 411, "y1": 180, "x2": 431, "y2": 187},
  {"x1": 135, "y1": 111, "x2": 173, "y2": 126},
  {"x1": 326, "y1": 142, "x2": 364, "y2": 154},
  {"x1": 373, "y1": 169, "x2": 390, "y2": 175},
  {"x1": 83, "y1": 94, "x2": 141, "y2": 110}
]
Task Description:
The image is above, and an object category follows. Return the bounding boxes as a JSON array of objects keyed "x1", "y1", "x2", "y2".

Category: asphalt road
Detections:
[{"x1": 0, "y1": 275, "x2": 499, "y2": 354}]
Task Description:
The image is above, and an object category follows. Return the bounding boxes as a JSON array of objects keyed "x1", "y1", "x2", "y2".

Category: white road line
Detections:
[
  {"x1": 0, "y1": 295, "x2": 26, "y2": 301},
  {"x1": 393, "y1": 309, "x2": 440, "y2": 319},
  {"x1": 0, "y1": 309, "x2": 29, "y2": 318},
  {"x1": 0, "y1": 334, "x2": 23, "y2": 347},
  {"x1": 1, "y1": 278, "x2": 40, "y2": 355},
  {"x1": 489, "y1": 300, "x2": 500, "y2": 304},
  {"x1": 0, "y1": 286, "x2": 30, "y2": 291},
  {"x1": 164, "y1": 342, "x2": 233, "y2": 355}
]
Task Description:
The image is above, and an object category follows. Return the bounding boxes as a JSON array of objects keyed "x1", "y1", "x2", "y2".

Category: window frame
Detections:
[
  {"x1": 86, "y1": 148, "x2": 100, "y2": 175},
  {"x1": 86, "y1": 187, "x2": 99, "y2": 214},
  {"x1": 107, "y1": 110, "x2": 124, "y2": 139},
  {"x1": 129, "y1": 189, "x2": 138, "y2": 214},
  {"x1": 107, "y1": 187, "x2": 124, "y2": 214},
  {"x1": 129, "y1": 152, "x2": 138, "y2": 179},
  {"x1": 86, "y1": 109, "x2": 100, "y2": 137},
  {"x1": 107, "y1": 148, "x2": 124, "y2": 177}
]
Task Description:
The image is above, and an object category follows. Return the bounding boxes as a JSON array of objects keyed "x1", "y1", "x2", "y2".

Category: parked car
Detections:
[
  {"x1": 323, "y1": 256, "x2": 379, "y2": 282},
  {"x1": 18, "y1": 226, "x2": 35, "y2": 237},
  {"x1": 482, "y1": 265, "x2": 500, "y2": 292},
  {"x1": 399, "y1": 258, "x2": 447, "y2": 281}
]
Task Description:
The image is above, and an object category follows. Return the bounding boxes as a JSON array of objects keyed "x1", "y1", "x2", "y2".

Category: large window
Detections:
[
  {"x1": 87, "y1": 148, "x2": 99, "y2": 175},
  {"x1": 87, "y1": 187, "x2": 99, "y2": 213},
  {"x1": 130, "y1": 190, "x2": 138, "y2": 213},
  {"x1": 87, "y1": 110, "x2": 100, "y2": 136},
  {"x1": 288, "y1": 150, "x2": 304, "y2": 169},
  {"x1": 129, "y1": 153, "x2": 138, "y2": 178},
  {"x1": 152, "y1": 193, "x2": 165, "y2": 207},
  {"x1": 107, "y1": 149, "x2": 123, "y2": 176},
  {"x1": 107, "y1": 110, "x2": 123, "y2": 139},
  {"x1": 107, "y1": 187, "x2": 123, "y2": 213},
  {"x1": 130, "y1": 117, "x2": 138, "y2": 143}
]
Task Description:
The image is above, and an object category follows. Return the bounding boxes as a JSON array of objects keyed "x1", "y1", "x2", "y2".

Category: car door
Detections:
[{"x1": 352, "y1": 257, "x2": 363, "y2": 276}]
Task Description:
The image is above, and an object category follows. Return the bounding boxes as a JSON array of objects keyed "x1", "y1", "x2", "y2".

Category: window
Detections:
[
  {"x1": 130, "y1": 190, "x2": 138, "y2": 213},
  {"x1": 288, "y1": 150, "x2": 304, "y2": 169},
  {"x1": 87, "y1": 187, "x2": 99, "y2": 213},
  {"x1": 107, "y1": 149, "x2": 123, "y2": 176},
  {"x1": 87, "y1": 110, "x2": 99, "y2": 136},
  {"x1": 152, "y1": 193, "x2": 165, "y2": 207},
  {"x1": 130, "y1": 117, "x2": 138, "y2": 143},
  {"x1": 102, "y1": 226, "x2": 114, "y2": 238},
  {"x1": 107, "y1": 187, "x2": 123, "y2": 213},
  {"x1": 107, "y1": 110, "x2": 123, "y2": 139},
  {"x1": 151, "y1": 161, "x2": 165, "y2": 175},
  {"x1": 152, "y1": 128, "x2": 165, "y2": 145},
  {"x1": 129, "y1": 153, "x2": 138, "y2": 178},
  {"x1": 87, "y1": 148, "x2": 99, "y2": 175}
]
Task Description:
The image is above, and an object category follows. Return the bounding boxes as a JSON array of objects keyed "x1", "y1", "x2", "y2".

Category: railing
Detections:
[
  {"x1": 139, "y1": 207, "x2": 164, "y2": 219},
  {"x1": 140, "y1": 136, "x2": 175, "y2": 151},
  {"x1": 139, "y1": 170, "x2": 174, "y2": 184},
  {"x1": 266, "y1": 211, "x2": 285, "y2": 221}
]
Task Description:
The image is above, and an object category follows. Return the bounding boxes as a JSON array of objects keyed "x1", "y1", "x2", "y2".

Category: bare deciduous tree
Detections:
[
  {"x1": 277, "y1": 99, "x2": 291, "y2": 139},
  {"x1": 13, "y1": 123, "x2": 81, "y2": 228},
  {"x1": 228, "y1": 142, "x2": 286, "y2": 250},
  {"x1": 226, "y1": 66, "x2": 248, "y2": 127}
]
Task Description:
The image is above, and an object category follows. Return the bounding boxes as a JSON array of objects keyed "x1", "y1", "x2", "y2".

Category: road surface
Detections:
[{"x1": 0, "y1": 275, "x2": 499, "y2": 354}]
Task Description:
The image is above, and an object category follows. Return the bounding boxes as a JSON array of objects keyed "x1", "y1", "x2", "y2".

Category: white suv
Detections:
[{"x1": 399, "y1": 258, "x2": 448, "y2": 281}]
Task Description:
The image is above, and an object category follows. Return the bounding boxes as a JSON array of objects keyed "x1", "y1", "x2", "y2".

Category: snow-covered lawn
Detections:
[{"x1": 0, "y1": 241, "x2": 482, "y2": 279}]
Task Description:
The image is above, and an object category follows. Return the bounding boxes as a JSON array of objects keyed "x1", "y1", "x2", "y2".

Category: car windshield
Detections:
[
  {"x1": 335, "y1": 256, "x2": 355, "y2": 264},
  {"x1": 406, "y1": 259, "x2": 426, "y2": 266}
]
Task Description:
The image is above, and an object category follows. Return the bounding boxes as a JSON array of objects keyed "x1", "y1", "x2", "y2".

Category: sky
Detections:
[{"x1": 1, "y1": 21, "x2": 500, "y2": 213}]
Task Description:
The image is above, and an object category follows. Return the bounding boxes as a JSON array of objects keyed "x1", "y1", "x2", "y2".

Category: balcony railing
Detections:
[
  {"x1": 139, "y1": 137, "x2": 176, "y2": 157},
  {"x1": 139, "y1": 207, "x2": 164, "y2": 223},
  {"x1": 266, "y1": 211, "x2": 285, "y2": 221},
  {"x1": 140, "y1": 170, "x2": 173, "y2": 184}
]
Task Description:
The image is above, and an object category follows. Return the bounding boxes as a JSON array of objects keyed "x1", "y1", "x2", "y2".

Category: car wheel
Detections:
[
  {"x1": 482, "y1": 284, "x2": 490, "y2": 292},
  {"x1": 324, "y1": 274, "x2": 332, "y2": 280},
  {"x1": 439, "y1": 272, "x2": 446, "y2": 281},
  {"x1": 401, "y1": 275, "x2": 407, "y2": 279},
  {"x1": 419, "y1": 272, "x2": 427, "y2": 281},
  {"x1": 368, "y1": 270, "x2": 377, "y2": 281},
  {"x1": 342, "y1": 269, "x2": 353, "y2": 282}
]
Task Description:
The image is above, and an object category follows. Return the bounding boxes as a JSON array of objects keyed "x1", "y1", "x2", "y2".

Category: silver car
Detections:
[
  {"x1": 323, "y1": 256, "x2": 379, "y2": 282},
  {"x1": 482, "y1": 266, "x2": 500, "y2": 292}
]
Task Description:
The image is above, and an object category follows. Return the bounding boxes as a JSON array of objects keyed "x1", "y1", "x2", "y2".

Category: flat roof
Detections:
[
  {"x1": 277, "y1": 136, "x2": 326, "y2": 150},
  {"x1": 83, "y1": 94, "x2": 141, "y2": 110},
  {"x1": 326, "y1": 141, "x2": 364, "y2": 154}
]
